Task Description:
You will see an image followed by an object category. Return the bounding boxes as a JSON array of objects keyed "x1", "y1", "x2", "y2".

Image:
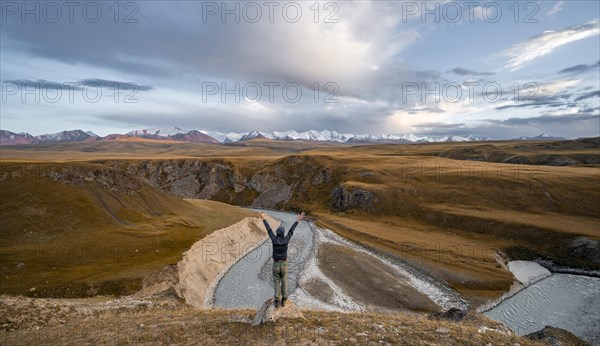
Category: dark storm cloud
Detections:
[
  {"x1": 495, "y1": 97, "x2": 573, "y2": 110},
  {"x1": 495, "y1": 101, "x2": 573, "y2": 110},
  {"x1": 3, "y1": 78, "x2": 152, "y2": 90},
  {"x1": 495, "y1": 88, "x2": 597, "y2": 111},
  {"x1": 449, "y1": 67, "x2": 495, "y2": 76},
  {"x1": 580, "y1": 106, "x2": 600, "y2": 113},
  {"x1": 1, "y1": 2, "x2": 200, "y2": 79},
  {"x1": 484, "y1": 112, "x2": 599, "y2": 126},
  {"x1": 574, "y1": 90, "x2": 600, "y2": 101},
  {"x1": 79, "y1": 79, "x2": 153, "y2": 91},
  {"x1": 558, "y1": 60, "x2": 600, "y2": 74}
]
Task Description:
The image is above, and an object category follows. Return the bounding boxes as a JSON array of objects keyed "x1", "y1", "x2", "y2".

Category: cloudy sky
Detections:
[{"x1": 1, "y1": 0, "x2": 599, "y2": 138}]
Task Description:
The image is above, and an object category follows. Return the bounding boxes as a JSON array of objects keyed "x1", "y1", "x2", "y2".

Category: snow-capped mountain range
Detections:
[
  {"x1": 200, "y1": 129, "x2": 491, "y2": 144},
  {"x1": 513, "y1": 133, "x2": 567, "y2": 141},
  {"x1": 0, "y1": 129, "x2": 97, "y2": 145},
  {"x1": 122, "y1": 127, "x2": 493, "y2": 143},
  {"x1": 0, "y1": 127, "x2": 567, "y2": 146}
]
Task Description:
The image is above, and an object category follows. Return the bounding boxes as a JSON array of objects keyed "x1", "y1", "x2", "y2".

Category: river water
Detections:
[
  {"x1": 484, "y1": 265, "x2": 600, "y2": 344},
  {"x1": 212, "y1": 209, "x2": 467, "y2": 311},
  {"x1": 212, "y1": 209, "x2": 314, "y2": 309}
]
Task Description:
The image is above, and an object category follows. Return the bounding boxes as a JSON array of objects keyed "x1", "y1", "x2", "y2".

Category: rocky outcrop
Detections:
[
  {"x1": 125, "y1": 160, "x2": 243, "y2": 199},
  {"x1": 252, "y1": 298, "x2": 305, "y2": 325},
  {"x1": 429, "y1": 308, "x2": 468, "y2": 322},
  {"x1": 568, "y1": 237, "x2": 600, "y2": 264},
  {"x1": 103, "y1": 157, "x2": 374, "y2": 213},
  {"x1": 118, "y1": 157, "x2": 381, "y2": 213},
  {"x1": 249, "y1": 173, "x2": 293, "y2": 209},
  {"x1": 195, "y1": 161, "x2": 246, "y2": 199},
  {"x1": 525, "y1": 326, "x2": 589, "y2": 346},
  {"x1": 43, "y1": 164, "x2": 141, "y2": 194},
  {"x1": 330, "y1": 184, "x2": 379, "y2": 212}
]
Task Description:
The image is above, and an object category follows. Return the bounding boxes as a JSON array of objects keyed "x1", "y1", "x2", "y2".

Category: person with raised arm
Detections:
[{"x1": 259, "y1": 211, "x2": 305, "y2": 308}]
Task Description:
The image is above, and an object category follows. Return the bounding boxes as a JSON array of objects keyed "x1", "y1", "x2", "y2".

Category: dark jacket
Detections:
[{"x1": 263, "y1": 219, "x2": 298, "y2": 261}]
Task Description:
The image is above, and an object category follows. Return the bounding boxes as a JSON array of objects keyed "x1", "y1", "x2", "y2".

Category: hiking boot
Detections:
[
  {"x1": 274, "y1": 299, "x2": 280, "y2": 308},
  {"x1": 281, "y1": 298, "x2": 287, "y2": 307}
]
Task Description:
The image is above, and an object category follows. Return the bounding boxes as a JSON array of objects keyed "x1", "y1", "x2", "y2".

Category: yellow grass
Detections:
[
  {"x1": 430, "y1": 204, "x2": 600, "y2": 237},
  {"x1": 0, "y1": 295, "x2": 546, "y2": 346},
  {"x1": 0, "y1": 169, "x2": 254, "y2": 297}
]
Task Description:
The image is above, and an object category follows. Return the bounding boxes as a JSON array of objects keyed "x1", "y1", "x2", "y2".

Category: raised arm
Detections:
[
  {"x1": 284, "y1": 221, "x2": 298, "y2": 242},
  {"x1": 260, "y1": 212, "x2": 275, "y2": 241},
  {"x1": 284, "y1": 212, "x2": 304, "y2": 242}
]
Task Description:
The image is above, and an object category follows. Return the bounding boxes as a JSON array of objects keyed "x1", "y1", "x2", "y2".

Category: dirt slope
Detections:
[
  {"x1": 138, "y1": 215, "x2": 279, "y2": 307},
  {"x1": 0, "y1": 163, "x2": 254, "y2": 297}
]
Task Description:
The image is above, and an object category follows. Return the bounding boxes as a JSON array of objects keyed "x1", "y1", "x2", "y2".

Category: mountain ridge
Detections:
[{"x1": 0, "y1": 127, "x2": 570, "y2": 146}]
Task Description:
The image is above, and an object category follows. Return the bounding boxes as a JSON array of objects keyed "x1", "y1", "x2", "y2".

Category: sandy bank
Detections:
[{"x1": 137, "y1": 216, "x2": 279, "y2": 307}]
